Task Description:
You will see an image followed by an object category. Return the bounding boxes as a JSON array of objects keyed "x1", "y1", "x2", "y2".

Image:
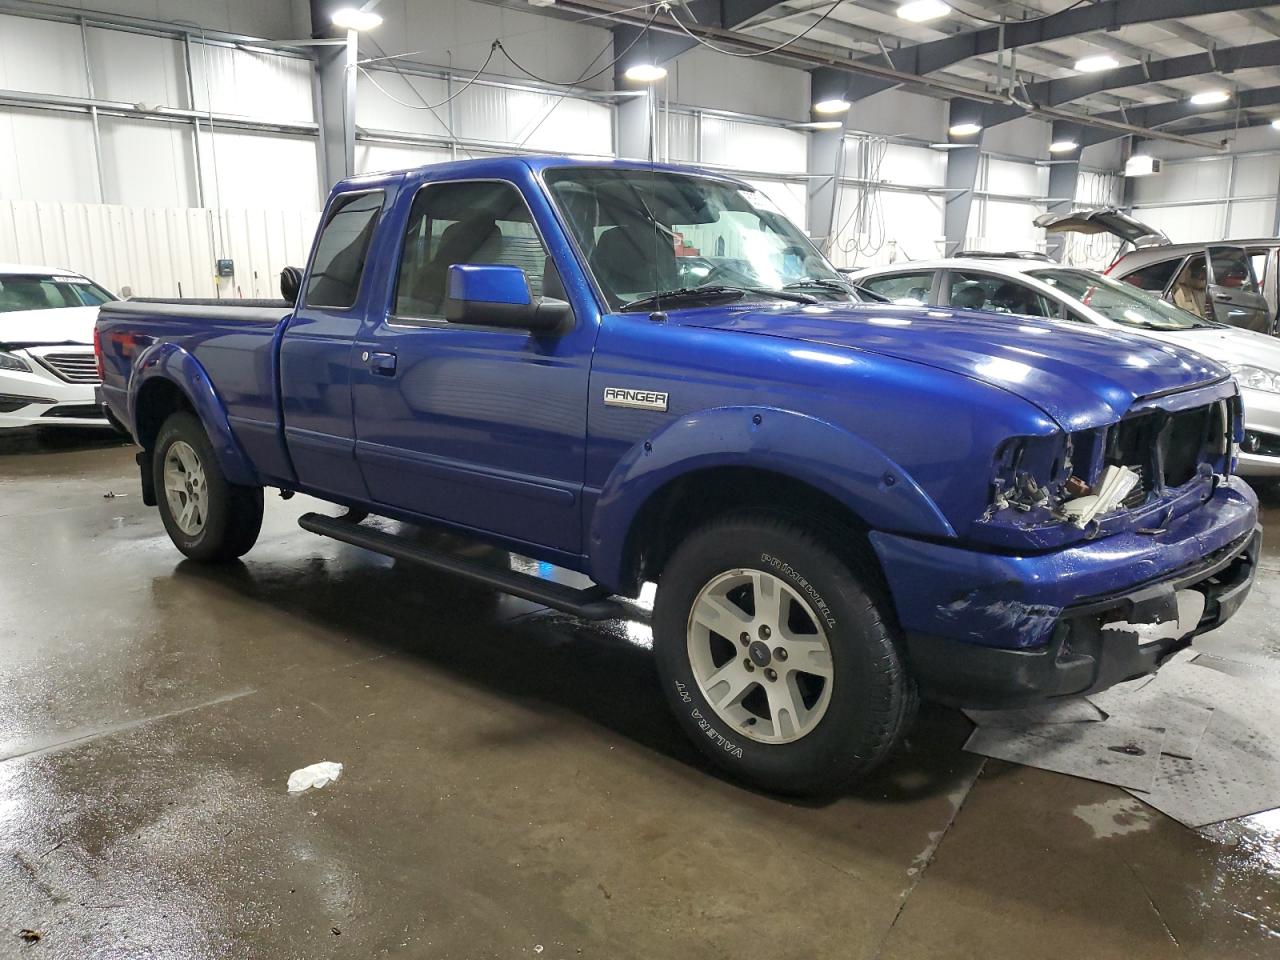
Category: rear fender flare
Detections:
[
  {"x1": 588, "y1": 405, "x2": 956, "y2": 590},
  {"x1": 128, "y1": 341, "x2": 257, "y2": 487}
]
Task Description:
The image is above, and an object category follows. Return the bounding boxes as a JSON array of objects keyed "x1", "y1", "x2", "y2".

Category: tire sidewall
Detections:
[
  {"x1": 653, "y1": 518, "x2": 902, "y2": 793},
  {"x1": 153, "y1": 412, "x2": 233, "y2": 560}
]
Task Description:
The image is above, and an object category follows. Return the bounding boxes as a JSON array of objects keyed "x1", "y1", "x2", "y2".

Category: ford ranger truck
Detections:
[{"x1": 96, "y1": 157, "x2": 1260, "y2": 795}]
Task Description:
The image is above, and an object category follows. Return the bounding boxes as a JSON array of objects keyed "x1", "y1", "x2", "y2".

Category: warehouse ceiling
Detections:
[{"x1": 497, "y1": 1, "x2": 1280, "y2": 145}]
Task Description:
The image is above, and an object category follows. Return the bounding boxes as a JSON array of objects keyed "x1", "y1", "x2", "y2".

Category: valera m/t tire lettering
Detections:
[
  {"x1": 652, "y1": 513, "x2": 916, "y2": 795},
  {"x1": 153, "y1": 411, "x2": 264, "y2": 562}
]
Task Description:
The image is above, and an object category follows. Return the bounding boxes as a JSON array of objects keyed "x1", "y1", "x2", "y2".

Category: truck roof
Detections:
[{"x1": 337, "y1": 154, "x2": 753, "y2": 192}]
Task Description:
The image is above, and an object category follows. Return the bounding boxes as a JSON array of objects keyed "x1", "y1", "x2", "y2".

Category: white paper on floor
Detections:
[
  {"x1": 287, "y1": 761, "x2": 344, "y2": 793},
  {"x1": 962, "y1": 656, "x2": 1280, "y2": 827}
]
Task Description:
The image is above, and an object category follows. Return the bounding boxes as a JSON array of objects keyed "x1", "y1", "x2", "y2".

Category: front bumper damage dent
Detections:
[{"x1": 871, "y1": 477, "x2": 1259, "y2": 708}]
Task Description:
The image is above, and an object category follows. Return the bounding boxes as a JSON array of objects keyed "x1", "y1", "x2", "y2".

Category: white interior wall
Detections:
[
  {"x1": 828, "y1": 138, "x2": 947, "y2": 268},
  {"x1": 967, "y1": 155, "x2": 1050, "y2": 252},
  {"x1": 848, "y1": 89, "x2": 946, "y2": 143},
  {"x1": 668, "y1": 46, "x2": 808, "y2": 122},
  {"x1": 31, "y1": 0, "x2": 301, "y2": 40},
  {"x1": 358, "y1": 0, "x2": 615, "y2": 91},
  {"x1": 0, "y1": 198, "x2": 318, "y2": 298},
  {"x1": 1131, "y1": 152, "x2": 1280, "y2": 243},
  {"x1": 0, "y1": 7, "x2": 320, "y2": 298}
]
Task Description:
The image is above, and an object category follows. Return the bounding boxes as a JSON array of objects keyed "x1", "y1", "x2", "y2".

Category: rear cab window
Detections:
[
  {"x1": 305, "y1": 190, "x2": 385, "y2": 309},
  {"x1": 858, "y1": 272, "x2": 934, "y2": 304}
]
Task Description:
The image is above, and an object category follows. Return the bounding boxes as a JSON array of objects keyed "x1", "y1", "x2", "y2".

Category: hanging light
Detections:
[
  {"x1": 949, "y1": 122, "x2": 982, "y2": 137},
  {"x1": 1049, "y1": 140, "x2": 1079, "y2": 153},
  {"x1": 1074, "y1": 54, "x2": 1119, "y2": 73},
  {"x1": 624, "y1": 63, "x2": 667, "y2": 83},
  {"x1": 898, "y1": 1, "x2": 951, "y2": 23},
  {"x1": 331, "y1": 7, "x2": 383, "y2": 30},
  {"x1": 1190, "y1": 90, "x2": 1230, "y2": 106},
  {"x1": 813, "y1": 98, "x2": 851, "y2": 115}
]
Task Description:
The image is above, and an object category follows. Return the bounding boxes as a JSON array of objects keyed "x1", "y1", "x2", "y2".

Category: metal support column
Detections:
[{"x1": 316, "y1": 29, "x2": 357, "y2": 188}]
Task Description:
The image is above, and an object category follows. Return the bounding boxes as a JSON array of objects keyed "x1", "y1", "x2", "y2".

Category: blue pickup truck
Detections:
[{"x1": 96, "y1": 156, "x2": 1260, "y2": 794}]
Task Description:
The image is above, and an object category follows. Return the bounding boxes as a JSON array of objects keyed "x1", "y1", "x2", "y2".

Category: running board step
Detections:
[{"x1": 298, "y1": 512, "x2": 630, "y2": 621}]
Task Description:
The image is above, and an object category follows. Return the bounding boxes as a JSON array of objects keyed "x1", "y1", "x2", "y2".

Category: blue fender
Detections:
[
  {"x1": 128, "y1": 341, "x2": 258, "y2": 487},
  {"x1": 587, "y1": 405, "x2": 956, "y2": 590}
]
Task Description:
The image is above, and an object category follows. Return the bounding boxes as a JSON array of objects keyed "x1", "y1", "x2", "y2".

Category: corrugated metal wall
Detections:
[
  {"x1": 0, "y1": 10, "x2": 319, "y2": 297},
  {"x1": 0, "y1": 200, "x2": 320, "y2": 299}
]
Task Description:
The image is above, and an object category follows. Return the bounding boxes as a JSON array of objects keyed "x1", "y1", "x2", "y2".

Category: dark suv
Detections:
[{"x1": 1037, "y1": 208, "x2": 1274, "y2": 334}]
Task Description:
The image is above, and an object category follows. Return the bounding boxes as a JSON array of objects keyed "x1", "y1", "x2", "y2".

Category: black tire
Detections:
[
  {"x1": 652, "y1": 513, "x2": 916, "y2": 795},
  {"x1": 152, "y1": 411, "x2": 263, "y2": 562}
]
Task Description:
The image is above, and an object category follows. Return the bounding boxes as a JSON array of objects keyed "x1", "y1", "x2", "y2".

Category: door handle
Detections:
[
  {"x1": 1214, "y1": 293, "x2": 1232, "y2": 301},
  {"x1": 362, "y1": 350, "x2": 397, "y2": 376}
]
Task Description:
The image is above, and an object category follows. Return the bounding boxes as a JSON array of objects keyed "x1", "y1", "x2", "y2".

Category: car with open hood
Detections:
[
  {"x1": 1036, "y1": 207, "x2": 1274, "y2": 334},
  {"x1": 851, "y1": 255, "x2": 1280, "y2": 477},
  {"x1": 0, "y1": 264, "x2": 116, "y2": 430}
]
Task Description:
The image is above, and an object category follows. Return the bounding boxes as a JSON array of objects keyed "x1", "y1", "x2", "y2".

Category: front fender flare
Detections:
[
  {"x1": 128, "y1": 341, "x2": 257, "y2": 487},
  {"x1": 587, "y1": 405, "x2": 956, "y2": 590}
]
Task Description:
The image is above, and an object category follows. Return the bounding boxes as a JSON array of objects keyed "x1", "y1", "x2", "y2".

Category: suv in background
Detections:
[
  {"x1": 849, "y1": 256, "x2": 1280, "y2": 477},
  {"x1": 1036, "y1": 208, "x2": 1273, "y2": 333}
]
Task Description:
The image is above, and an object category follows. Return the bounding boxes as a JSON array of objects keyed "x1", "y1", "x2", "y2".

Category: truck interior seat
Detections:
[{"x1": 590, "y1": 226, "x2": 678, "y2": 300}]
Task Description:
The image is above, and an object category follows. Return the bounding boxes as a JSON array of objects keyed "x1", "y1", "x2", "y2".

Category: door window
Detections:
[
  {"x1": 1120, "y1": 258, "x2": 1180, "y2": 294},
  {"x1": 1248, "y1": 249, "x2": 1271, "y2": 291},
  {"x1": 858, "y1": 272, "x2": 934, "y2": 304},
  {"x1": 394, "y1": 180, "x2": 555, "y2": 319},
  {"x1": 1168, "y1": 254, "x2": 1208, "y2": 317},
  {"x1": 305, "y1": 191, "x2": 385, "y2": 309},
  {"x1": 1208, "y1": 246, "x2": 1260, "y2": 293},
  {"x1": 945, "y1": 272, "x2": 1053, "y2": 317}
]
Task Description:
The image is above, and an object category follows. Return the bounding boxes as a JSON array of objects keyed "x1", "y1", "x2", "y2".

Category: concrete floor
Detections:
[{"x1": 2, "y1": 430, "x2": 1279, "y2": 960}]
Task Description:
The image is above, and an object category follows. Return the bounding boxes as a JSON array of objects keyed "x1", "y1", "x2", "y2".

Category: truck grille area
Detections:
[{"x1": 34, "y1": 351, "x2": 101, "y2": 384}]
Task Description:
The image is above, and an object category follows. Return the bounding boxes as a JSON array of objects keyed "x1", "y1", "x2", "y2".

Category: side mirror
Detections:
[
  {"x1": 443, "y1": 264, "x2": 569, "y2": 333},
  {"x1": 280, "y1": 266, "x2": 303, "y2": 305}
]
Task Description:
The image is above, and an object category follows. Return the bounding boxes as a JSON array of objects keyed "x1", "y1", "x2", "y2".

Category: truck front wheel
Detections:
[
  {"x1": 153, "y1": 411, "x2": 263, "y2": 562},
  {"x1": 652, "y1": 513, "x2": 916, "y2": 795}
]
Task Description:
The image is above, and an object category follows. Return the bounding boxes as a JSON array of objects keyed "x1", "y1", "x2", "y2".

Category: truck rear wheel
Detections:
[
  {"x1": 652, "y1": 513, "x2": 916, "y2": 795},
  {"x1": 153, "y1": 411, "x2": 263, "y2": 562}
]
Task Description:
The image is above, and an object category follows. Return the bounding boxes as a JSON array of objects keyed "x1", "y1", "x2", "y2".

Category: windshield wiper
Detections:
[
  {"x1": 783, "y1": 277, "x2": 854, "y2": 294},
  {"x1": 622, "y1": 285, "x2": 817, "y2": 312}
]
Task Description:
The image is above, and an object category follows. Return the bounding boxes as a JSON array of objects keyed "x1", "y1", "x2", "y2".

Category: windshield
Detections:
[
  {"x1": 1028, "y1": 268, "x2": 1214, "y2": 331},
  {"x1": 0, "y1": 274, "x2": 114, "y2": 313},
  {"x1": 544, "y1": 167, "x2": 849, "y2": 310}
]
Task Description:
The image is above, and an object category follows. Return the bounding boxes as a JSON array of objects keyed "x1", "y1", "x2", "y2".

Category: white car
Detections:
[
  {"x1": 850, "y1": 255, "x2": 1280, "y2": 477},
  {"x1": 0, "y1": 264, "x2": 116, "y2": 431}
]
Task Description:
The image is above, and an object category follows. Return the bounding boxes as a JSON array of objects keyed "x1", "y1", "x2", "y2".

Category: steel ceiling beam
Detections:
[
  {"x1": 547, "y1": 0, "x2": 1225, "y2": 147},
  {"x1": 1079, "y1": 84, "x2": 1280, "y2": 145},
  {"x1": 611, "y1": 1, "x2": 792, "y2": 71},
  {"x1": 980, "y1": 38, "x2": 1280, "y2": 128}
]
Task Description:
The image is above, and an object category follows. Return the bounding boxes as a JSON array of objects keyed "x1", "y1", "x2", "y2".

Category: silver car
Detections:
[{"x1": 851, "y1": 256, "x2": 1280, "y2": 477}]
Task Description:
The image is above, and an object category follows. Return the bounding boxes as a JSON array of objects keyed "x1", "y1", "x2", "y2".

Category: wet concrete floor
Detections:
[{"x1": 1, "y1": 430, "x2": 1278, "y2": 958}]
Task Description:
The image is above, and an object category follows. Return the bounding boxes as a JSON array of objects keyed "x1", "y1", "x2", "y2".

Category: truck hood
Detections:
[
  {"x1": 1136, "y1": 324, "x2": 1280, "y2": 373},
  {"x1": 0, "y1": 305, "x2": 98, "y2": 348},
  {"x1": 678, "y1": 303, "x2": 1226, "y2": 430}
]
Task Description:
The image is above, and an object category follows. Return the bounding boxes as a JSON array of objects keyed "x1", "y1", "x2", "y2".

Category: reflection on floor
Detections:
[{"x1": 2, "y1": 431, "x2": 1278, "y2": 958}]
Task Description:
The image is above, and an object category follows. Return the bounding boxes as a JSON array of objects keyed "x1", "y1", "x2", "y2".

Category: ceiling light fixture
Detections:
[
  {"x1": 790, "y1": 120, "x2": 844, "y2": 130},
  {"x1": 623, "y1": 63, "x2": 667, "y2": 83},
  {"x1": 813, "y1": 98, "x2": 851, "y2": 115},
  {"x1": 1074, "y1": 54, "x2": 1119, "y2": 73},
  {"x1": 331, "y1": 7, "x2": 383, "y2": 30},
  {"x1": 1190, "y1": 89, "x2": 1230, "y2": 106},
  {"x1": 898, "y1": 1, "x2": 951, "y2": 23},
  {"x1": 949, "y1": 122, "x2": 982, "y2": 137},
  {"x1": 1049, "y1": 140, "x2": 1079, "y2": 153},
  {"x1": 1272, "y1": 118, "x2": 1280, "y2": 130}
]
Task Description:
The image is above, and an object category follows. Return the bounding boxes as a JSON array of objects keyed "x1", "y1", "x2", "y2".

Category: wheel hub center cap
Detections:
[{"x1": 748, "y1": 640, "x2": 773, "y2": 668}]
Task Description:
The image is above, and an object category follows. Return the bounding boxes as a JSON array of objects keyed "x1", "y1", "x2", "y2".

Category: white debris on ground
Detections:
[
  {"x1": 962, "y1": 652, "x2": 1280, "y2": 827},
  {"x1": 287, "y1": 761, "x2": 344, "y2": 793}
]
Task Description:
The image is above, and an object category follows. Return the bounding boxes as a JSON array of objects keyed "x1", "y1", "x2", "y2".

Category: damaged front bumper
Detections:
[{"x1": 871, "y1": 476, "x2": 1260, "y2": 708}]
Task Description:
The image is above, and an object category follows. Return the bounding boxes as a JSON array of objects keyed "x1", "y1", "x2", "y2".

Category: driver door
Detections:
[{"x1": 350, "y1": 178, "x2": 591, "y2": 555}]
